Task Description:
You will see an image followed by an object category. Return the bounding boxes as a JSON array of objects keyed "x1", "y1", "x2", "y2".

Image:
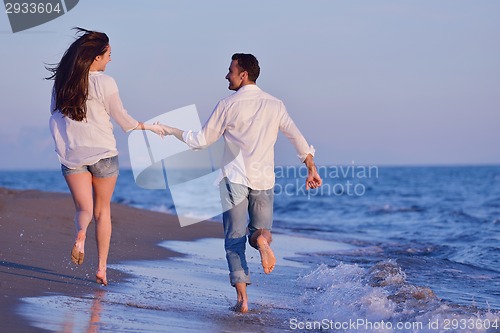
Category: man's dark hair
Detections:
[{"x1": 232, "y1": 53, "x2": 260, "y2": 82}]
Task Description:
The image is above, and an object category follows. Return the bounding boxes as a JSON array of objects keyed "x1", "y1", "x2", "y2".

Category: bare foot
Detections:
[
  {"x1": 256, "y1": 235, "x2": 276, "y2": 274},
  {"x1": 233, "y1": 300, "x2": 249, "y2": 313},
  {"x1": 96, "y1": 270, "x2": 107, "y2": 286},
  {"x1": 71, "y1": 231, "x2": 86, "y2": 265},
  {"x1": 233, "y1": 282, "x2": 249, "y2": 313}
]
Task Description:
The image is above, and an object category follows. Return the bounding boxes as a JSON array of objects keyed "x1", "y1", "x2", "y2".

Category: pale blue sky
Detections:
[{"x1": 1, "y1": 0, "x2": 499, "y2": 170}]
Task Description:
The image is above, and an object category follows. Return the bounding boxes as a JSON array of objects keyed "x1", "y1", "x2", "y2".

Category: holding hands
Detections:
[
  {"x1": 154, "y1": 122, "x2": 175, "y2": 136},
  {"x1": 138, "y1": 122, "x2": 183, "y2": 141},
  {"x1": 138, "y1": 122, "x2": 166, "y2": 137},
  {"x1": 154, "y1": 122, "x2": 185, "y2": 142}
]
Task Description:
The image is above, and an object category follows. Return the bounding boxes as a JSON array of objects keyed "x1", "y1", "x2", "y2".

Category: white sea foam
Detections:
[{"x1": 296, "y1": 261, "x2": 500, "y2": 333}]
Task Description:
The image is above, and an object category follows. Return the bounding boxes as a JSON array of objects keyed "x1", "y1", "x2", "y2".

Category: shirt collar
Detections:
[{"x1": 237, "y1": 84, "x2": 260, "y2": 92}]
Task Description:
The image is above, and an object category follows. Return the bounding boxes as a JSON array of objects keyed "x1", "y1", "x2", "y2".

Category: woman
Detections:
[{"x1": 47, "y1": 28, "x2": 164, "y2": 286}]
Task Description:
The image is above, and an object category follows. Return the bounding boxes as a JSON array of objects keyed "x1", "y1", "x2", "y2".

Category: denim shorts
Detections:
[{"x1": 61, "y1": 156, "x2": 119, "y2": 178}]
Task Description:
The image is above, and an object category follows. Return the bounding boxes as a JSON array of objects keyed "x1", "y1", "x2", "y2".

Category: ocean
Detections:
[{"x1": 2, "y1": 165, "x2": 499, "y2": 332}]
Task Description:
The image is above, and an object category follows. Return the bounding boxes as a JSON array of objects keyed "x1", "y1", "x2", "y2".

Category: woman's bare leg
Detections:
[
  {"x1": 64, "y1": 172, "x2": 94, "y2": 264},
  {"x1": 92, "y1": 175, "x2": 117, "y2": 285}
]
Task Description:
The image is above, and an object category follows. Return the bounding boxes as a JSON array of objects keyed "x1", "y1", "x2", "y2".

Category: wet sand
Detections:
[{"x1": 0, "y1": 187, "x2": 222, "y2": 332}]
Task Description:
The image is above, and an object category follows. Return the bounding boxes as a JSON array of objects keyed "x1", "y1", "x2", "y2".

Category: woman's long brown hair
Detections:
[{"x1": 46, "y1": 28, "x2": 109, "y2": 121}]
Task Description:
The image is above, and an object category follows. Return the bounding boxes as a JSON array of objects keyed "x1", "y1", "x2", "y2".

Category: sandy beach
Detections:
[
  {"x1": 0, "y1": 187, "x2": 223, "y2": 332},
  {"x1": 0, "y1": 185, "x2": 350, "y2": 333},
  {"x1": 0, "y1": 179, "x2": 500, "y2": 333}
]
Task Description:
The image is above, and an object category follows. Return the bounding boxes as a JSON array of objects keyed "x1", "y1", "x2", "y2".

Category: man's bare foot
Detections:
[
  {"x1": 233, "y1": 300, "x2": 248, "y2": 313},
  {"x1": 96, "y1": 269, "x2": 107, "y2": 286},
  {"x1": 233, "y1": 282, "x2": 248, "y2": 313},
  {"x1": 257, "y1": 235, "x2": 276, "y2": 274},
  {"x1": 71, "y1": 231, "x2": 86, "y2": 265}
]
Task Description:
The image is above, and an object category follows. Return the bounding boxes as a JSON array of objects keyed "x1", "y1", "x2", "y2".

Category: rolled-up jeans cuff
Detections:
[{"x1": 229, "y1": 270, "x2": 251, "y2": 287}]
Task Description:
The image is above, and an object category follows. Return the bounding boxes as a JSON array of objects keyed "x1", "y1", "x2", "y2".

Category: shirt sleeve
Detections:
[
  {"x1": 101, "y1": 76, "x2": 139, "y2": 133},
  {"x1": 279, "y1": 103, "x2": 316, "y2": 162},
  {"x1": 182, "y1": 100, "x2": 227, "y2": 150}
]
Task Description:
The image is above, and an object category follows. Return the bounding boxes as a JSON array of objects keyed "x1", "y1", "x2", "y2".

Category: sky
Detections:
[{"x1": 0, "y1": 0, "x2": 499, "y2": 170}]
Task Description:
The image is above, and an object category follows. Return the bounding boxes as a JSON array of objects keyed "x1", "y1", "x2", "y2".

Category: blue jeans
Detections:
[{"x1": 220, "y1": 178, "x2": 274, "y2": 286}]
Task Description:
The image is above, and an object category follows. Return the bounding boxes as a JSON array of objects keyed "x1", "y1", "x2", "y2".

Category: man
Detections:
[{"x1": 159, "y1": 53, "x2": 322, "y2": 312}]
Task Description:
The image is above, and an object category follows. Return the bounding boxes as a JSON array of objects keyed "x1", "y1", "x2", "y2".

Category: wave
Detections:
[
  {"x1": 369, "y1": 204, "x2": 427, "y2": 215},
  {"x1": 296, "y1": 261, "x2": 500, "y2": 332},
  {"x1": 483, "y1": 197, "x2": 500, "y2": 208}
]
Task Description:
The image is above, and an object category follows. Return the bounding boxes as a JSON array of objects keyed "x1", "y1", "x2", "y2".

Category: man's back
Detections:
[
  {"x1": 157, "y1": 53, "x2": 321, "y2": 313},
  {"x1": 218, "y1": 85, "x2": 285, "y2": 189}
]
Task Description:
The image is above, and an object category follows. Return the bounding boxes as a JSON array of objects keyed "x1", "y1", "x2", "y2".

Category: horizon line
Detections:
[{"x1": 1, "y1": 163, "x2": 500, "y2": 172}]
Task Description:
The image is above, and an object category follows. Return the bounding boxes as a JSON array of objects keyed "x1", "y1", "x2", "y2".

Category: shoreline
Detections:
[
  {"x1": 2, "y1": 171, "x2": 499, "y2": 332},
  {"x1": 0, "y1": 187, "x2": 222, "y2": 332}
]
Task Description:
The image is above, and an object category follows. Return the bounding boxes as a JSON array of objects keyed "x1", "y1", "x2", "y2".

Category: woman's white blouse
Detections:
[{"x1": 49, "y1": 71, "x2": 139, "y2": 169}]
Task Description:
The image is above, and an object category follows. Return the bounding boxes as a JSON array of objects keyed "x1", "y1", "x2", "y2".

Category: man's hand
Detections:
[
  {"x1": 148, "y1": 124, "x2": 166, "y2": 137},
  {"x1": 138, "y1": 122, "x2": 166, "y2": 137},
  {"x1": 155, "y1": 123, "x2": 175, "y2": 136},
  {"x1": 306, "y1": 168, "x2": 322, "y2": 190},
  {"x1": 304, "y1": 154, "x2": 322, "y2": 190},
  {"x1": 154, "y1": 122, "x2": 185, "y2": 142}
]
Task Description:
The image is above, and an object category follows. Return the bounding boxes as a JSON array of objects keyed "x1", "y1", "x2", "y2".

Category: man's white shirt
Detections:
[{"x1": 182, "y1": 84, "x2": 315, "y2": 190}]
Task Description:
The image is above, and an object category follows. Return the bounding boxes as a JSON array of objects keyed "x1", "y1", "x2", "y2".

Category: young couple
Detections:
[{"x1": 48, "y1": 28, "x2": 321, "y2": 312}]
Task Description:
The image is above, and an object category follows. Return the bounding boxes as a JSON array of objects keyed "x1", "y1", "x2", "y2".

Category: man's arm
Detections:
[
  {"x1": 156, "y1": 101, "x2": 226, "y2": 149},
  {"x1": 304, "y1": 154, "x2": 322, "y2": 190},
  {"x1": 278, "y1": 104, "x2": 321, "y2": 190}
]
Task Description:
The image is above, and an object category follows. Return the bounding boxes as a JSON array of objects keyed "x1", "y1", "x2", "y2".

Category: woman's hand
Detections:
[
  {"x1": 154, "y1": 122, "x2": 174, "y2": 135},
  {"x1": 153, "y1": 122, "x2": 185, "y2": 142},
  {"x1": 138, "y1": 122, "x2": 166, "y2": 137},
  {"x1": 148, "y1": 124, "x2": 166, "y2": 137}
]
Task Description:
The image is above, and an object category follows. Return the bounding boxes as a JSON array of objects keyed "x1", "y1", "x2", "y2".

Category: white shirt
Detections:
[
  {"x1": 183, "y1": 84, "x2": 315, "y2": 190},
  {"x1": 49, "y1": 71, "x2": 139, "y2": 168}
]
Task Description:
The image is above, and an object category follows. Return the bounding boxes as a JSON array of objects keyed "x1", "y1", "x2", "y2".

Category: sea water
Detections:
[{"x1": 2, "y1": 166, "x2": 499, "y2": 332}]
